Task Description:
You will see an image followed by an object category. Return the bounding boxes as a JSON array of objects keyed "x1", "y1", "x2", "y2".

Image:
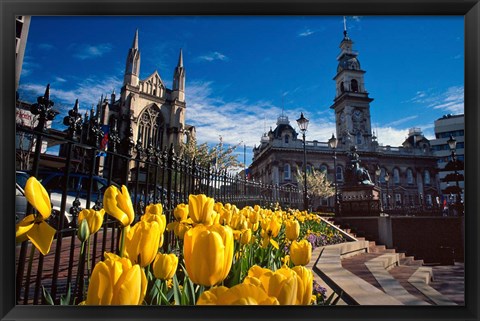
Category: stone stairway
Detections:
[{"x1": 310, "y1": 217, "x2": 463, "y2": 306}]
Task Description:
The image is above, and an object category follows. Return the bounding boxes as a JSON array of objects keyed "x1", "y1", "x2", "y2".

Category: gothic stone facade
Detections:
[{"x1": 95, "y1": 30, "x2": 194, "y2": 180}]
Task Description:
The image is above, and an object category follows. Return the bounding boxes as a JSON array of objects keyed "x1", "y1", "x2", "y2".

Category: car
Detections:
[
  {"x1": 36, "y1": 171, "x2": 121, "y2": 224},
  {"x1": 15, "y1": 171, "x2": 73, "y2": 228}
]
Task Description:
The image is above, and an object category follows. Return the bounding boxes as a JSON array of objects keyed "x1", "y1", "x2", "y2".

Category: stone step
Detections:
[
  {"x1": 315, "y1": 242, "x2": 403, "y2": 305},
  {"x1": 408, "y1": 267, "x2": 457, "y2": 306},
  {"x1": 364, "y1": 254, "x2": 430, "y2": 305}
]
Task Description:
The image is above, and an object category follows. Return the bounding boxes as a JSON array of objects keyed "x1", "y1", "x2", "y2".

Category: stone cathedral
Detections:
[
  {"x1": 94, "y1": 30, "x2": 194, "y2": 179},
  {"x1": 99, "y1": 30, "x2": 193, "y2": 151}
]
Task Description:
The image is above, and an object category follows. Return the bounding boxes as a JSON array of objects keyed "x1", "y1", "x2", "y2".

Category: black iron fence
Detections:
[{"x1": 15, "y1": 86, "x2": 302, "y2": 305}]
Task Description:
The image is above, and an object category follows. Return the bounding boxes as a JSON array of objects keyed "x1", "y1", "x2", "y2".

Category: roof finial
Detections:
[{"x1": 343, "y1": 16, "x2": 348, "y2": 38}]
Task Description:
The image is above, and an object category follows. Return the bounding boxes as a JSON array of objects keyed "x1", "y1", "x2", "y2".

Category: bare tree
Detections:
[
  {"x1": 181, "y1": 133, "x2": 244, "y2": 172},
  {"x1": 295, "y1": 167, "x2": 335, "y2": 199}
]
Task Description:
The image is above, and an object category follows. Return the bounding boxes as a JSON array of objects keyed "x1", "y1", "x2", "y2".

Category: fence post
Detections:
[{"x1": 16, "y1": 85, "x2": 56, "y2": 304}]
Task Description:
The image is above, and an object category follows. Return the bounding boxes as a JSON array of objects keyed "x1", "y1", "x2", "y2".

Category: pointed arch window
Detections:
[
  {"x1": 351, "y1": 79, "x2": 359, "y2": 92},
  {"x1": 138, "y1": 105, "x2": 164, "y2": 150}
]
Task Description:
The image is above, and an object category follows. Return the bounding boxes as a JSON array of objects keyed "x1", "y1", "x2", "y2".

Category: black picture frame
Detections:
[{"x1": 1, "y1": 1, "x2": 479, "y2": 320}]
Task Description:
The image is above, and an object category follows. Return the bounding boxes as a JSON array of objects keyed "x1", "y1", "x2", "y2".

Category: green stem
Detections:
[
  {"x1": 119, "y1": 226, "x2": 126, "y2": 257},
  {"x1": 86, "y1": 236, "x2": 91, "y2": 276}
]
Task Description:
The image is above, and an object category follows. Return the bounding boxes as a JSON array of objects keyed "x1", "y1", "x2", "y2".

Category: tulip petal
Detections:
[
  {"x1": 115, "y1": 264, "x2": 141, "y2": 305},
  {"x1": 86, "y1": 261, "x2": 114, "y2": 305},
  {"x1": 15, "y1": 214, "x2": 36, "y2": 242},
  {"x1": 24, "y1": 177, "x2": 51, "y2": 219},
  {"x1": 27, "y1": 221, "x2": 56, "y2": 255}
]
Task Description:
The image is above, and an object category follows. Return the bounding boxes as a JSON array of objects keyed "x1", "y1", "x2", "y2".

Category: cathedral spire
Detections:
[
  {"x1": 172, "y1": 48, "x2": 186, "y2": 102},
  {"x1": 177, "y1": 48, "x2": 184, "y2": 68},
  {"x1": 132, "y1": 29, "x2": 139, "y2": 49},
  {"x1": 343, "y1": 16, "x2": 348, "y2": 38},
  {"x1": 124, "y1": 29, "x2": 141, "y2": 87}
]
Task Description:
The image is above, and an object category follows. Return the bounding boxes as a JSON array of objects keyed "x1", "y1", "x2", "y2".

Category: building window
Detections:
[
  {"x1": 284, "y1": 163, "x2": 291, "y2": 180},
  {"x1": 424, "y1": 170, "x2": 431, "y2": 185},
  {"x1": 336, "y1": 166, "x2": 343, "y2": 181},
  {"x1": 407, "y1": 168, "x2": 414, "y2": 184},
  {"x1": 319, "y1": 164, "x2": 327, "y2": 173},
  {"x1": 340, "y1": 82, "x2": 345, "y2": 93},
  {"x1": 138, "y1": 104, "x2": 164, "y2": 150},
  {"x1": 379, "y1": 168, "x2": 387, "y2": 183},
  {"x1": 426, "y1": 194, "x2": 433, "y2": 206},
  {"x1": 306, "y1": 165, "x2": 312, "y2": 174},
  {"x1": 356, "y1": 132, "x2": 362, "y2": 145},
  {"x1": 393, "y1": 168, "x2": 400, "y2": 185},
  {"x1": 285, "y1": 135, "x2": 289, "y2": 144},
  {"x1": 351, "y1": 79, "x2": 359, "y2": 92},
  {"x1": 395, "y1": 193, "x2": 402, "y2": 206}
]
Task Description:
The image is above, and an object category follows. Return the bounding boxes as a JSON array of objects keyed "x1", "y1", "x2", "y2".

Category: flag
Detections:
[{"x1": 100, "y1": 125, "x2": 109, "y2": 150}]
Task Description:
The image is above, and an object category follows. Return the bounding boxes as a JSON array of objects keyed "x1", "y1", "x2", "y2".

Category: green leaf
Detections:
[
  {"x1": 59, "y1": 284, "x2": 72, "y2": 305},
  {"x1": 42, "y1": 285, "x2": 54, "y2": 305},
  {"x1": 172, "y1": 274, "x2": 181, "y2": 306}
]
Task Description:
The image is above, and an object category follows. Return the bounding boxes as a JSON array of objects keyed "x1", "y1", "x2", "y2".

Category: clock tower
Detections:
[{"x1": 330, "y1": 23, "x2": 374, "y2": 151}]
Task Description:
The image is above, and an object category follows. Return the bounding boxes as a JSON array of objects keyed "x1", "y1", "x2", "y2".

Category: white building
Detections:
[{"x1": 430, "y1": 114, "x2": 465, "y2": 205}]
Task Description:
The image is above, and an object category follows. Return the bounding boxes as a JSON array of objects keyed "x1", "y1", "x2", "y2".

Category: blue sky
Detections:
[{"x1": 18, "y1": 16, "x2": 464, "y2": 165}]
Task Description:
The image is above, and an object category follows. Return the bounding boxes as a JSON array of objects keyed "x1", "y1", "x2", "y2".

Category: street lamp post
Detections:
[
  {"x1": 375, "y1": 165, "x2": 382, "y2": 211},
  {"x1": 328, "y1": 133, "x2": 339, "y2": 215},
  {"x1": 384, "y1": 171, "x2": 390, "y2": 209},
  {"x1": 296, "y1": 112, "x2": 310, "y2": 211},
  {"x1": 447, "y1": 135, "x2": 463, "y2": 214}
]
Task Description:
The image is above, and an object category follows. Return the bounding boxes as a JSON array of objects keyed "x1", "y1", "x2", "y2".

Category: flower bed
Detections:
[{"x1": 17, "y1": 178, "x2": 345, "y2": 305}]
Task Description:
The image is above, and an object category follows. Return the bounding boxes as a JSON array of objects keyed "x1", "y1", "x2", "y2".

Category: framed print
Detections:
[{"x1": 1, "y1": 1, "x2": 479, "y2": 321}]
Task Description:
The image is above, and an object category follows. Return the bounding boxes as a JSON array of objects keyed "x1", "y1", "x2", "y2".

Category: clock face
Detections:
[{"x1": 353, "y1": 109, "x2": 363, "y2": 121}]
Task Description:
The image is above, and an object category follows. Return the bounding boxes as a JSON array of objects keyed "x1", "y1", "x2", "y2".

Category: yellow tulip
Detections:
[
  {"x1": 292, "y1": 265, "x2": 314, "y2": 305},
  {"x1": 285, "y1": 219, "x2": 300, "y2": 241},
  {"x1": 15, "y1": 176, "x2": 56, "y2": 256},
  {"x1": 103, "y1": 185, "x2": 135, "y2": 227},
  {"x1": 197, "y1": 284, "x2": 279, "y2": 305},
  {"x1": 125, "y1": 220, "x2": 161, "y2": 267},
  {"x1": 173, "y1": 203, "x2": 188, "y2": 221},
  {"x1": 78, "y1": 208, "x2": 105, "y2": 235},
  {"x1": 188, "y1": 194, "x2": 215, "y2": 225},
  {"x1": 244, "y1": 266, "x2": 299, "y2": 305},
  {"x1": 290, "y1": 240, "x2": 312, "y2": 266},
  {"x1": 240, "y1": 229, "x2": 252, "y2": 245},
  {"x1": 85, "y1": 254, "x2": 147, "y2": 305},
  {"x1": 141, "y1": 203, "x2": 166, "y2": 247},
  {"x1": 152, "y1": 252, "x2": 178, "y2": 280},
  {"x1": 167, "y1": 203, "x2": 192, "y2": 239},
  {"x1": 183, "y1": 224, "x2": 234, "y2": 286}
]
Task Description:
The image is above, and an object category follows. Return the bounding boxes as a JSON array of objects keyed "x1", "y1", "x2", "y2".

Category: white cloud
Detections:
[
  {"x1": 73, "y1": 43, "x2": 113, "y2": 60},
  {"x1": 197, "y1": 51, "x2": 229, "y2": 62},
  {"x1": 19, "y1": 75, "x2": 123, "y2": 118},
  {"x1": 375, "y1": 126, "x2": 409, "y2": 147},
  {"x1": 298, "y1": 29, "x2": 315, "y2": 37},
  {"x1": 384, "y1": 115, "x2": 418, "y2": 127},
  {"x1": 408, "y1": 85, "x2": 464, "y2": 114},
  {"x1": 184, "y1": 81, "x2": 337, "y2": 153},
  {"x1": 55, "y1": 76, "x2": 67, "y2": 83},
  {"x1": 38, "y1": 43, "x2": 54, "y2": 51}
]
